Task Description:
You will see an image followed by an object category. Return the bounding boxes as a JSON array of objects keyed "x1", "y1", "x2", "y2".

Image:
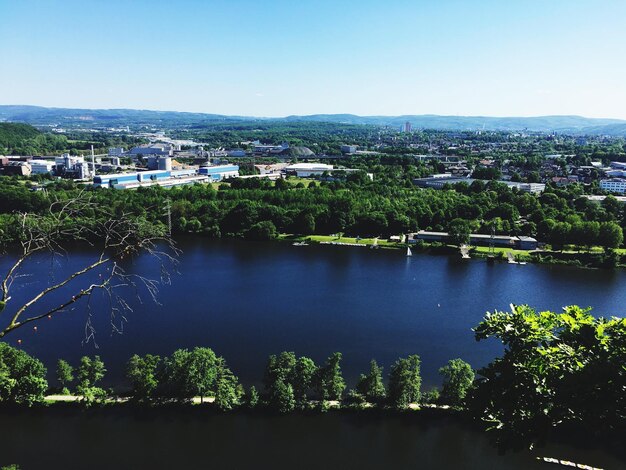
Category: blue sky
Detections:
[{"x1": 1, "y1": 0, "x2": 625, "y2": 118}]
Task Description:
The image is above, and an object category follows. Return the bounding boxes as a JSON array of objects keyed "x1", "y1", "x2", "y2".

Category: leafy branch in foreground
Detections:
[
  {"x1": 0, "y1": 193, "x2": 179, "y2": 340},
  {"x1": 470, "y1": 304, "x2": 626, "y2": 447}
]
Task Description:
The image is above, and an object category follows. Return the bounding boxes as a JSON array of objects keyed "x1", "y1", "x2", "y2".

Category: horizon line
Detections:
[{"x1": 1, "y1": 104, "x2": 626, "y2": 123}]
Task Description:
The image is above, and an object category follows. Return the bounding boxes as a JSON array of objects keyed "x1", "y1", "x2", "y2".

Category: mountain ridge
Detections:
[{"x1": 1, "y1": 105, "x2": 625, "y2": 135}]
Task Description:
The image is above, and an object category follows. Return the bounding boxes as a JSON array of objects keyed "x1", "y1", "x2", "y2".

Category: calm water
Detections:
[
  {"x1": 2, "y1": 238, "x2": 625, "y2": 469},
  {"x1": 1, "y1": 407, "x2": 624, "y2": 470},
  {"x1": 3, "y1": 238, "x2": 625, "y2": 389}
]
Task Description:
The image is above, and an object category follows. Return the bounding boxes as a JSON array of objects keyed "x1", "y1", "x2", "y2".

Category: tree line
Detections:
[
  {"x1": 1, "y1": 304, "x2": 624, "y2": 448},
  {"x1": 1, "y1": 344, "x2": 472, "y2": 413},
  {"x1": 0, "y1": 172, "x2": 624, "y2": 251}
]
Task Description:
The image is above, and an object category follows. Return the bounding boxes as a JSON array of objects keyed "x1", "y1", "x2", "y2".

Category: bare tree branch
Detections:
[{"x1": 0, "y1": 193, "x2": 179, "y2": 341}]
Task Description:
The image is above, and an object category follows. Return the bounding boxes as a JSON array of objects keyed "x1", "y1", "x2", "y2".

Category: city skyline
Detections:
[{"x1": 1, "y1": 0, "x2": 625, "y2": 119}]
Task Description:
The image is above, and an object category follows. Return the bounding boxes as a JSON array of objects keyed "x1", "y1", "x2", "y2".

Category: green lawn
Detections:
[{"x1": 278, "y1": 233, "x2": 403, "y2": 248}]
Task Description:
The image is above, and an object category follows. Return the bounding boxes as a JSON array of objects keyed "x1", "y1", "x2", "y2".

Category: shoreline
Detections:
[{"x1": 275, "y1": 233, "x2": 625, "y2": 269}]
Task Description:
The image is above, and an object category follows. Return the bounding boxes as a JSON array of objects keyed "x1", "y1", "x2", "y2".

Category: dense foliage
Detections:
[
  {"x1": 0, "y1": 171, "x2": 624, "y2": 255},
  {"x1": 471, "y1": 305, "x2": 626, "y2": 446},
  {"x1": 0, "y1": 343, "x2": 47, "y2": 405}
]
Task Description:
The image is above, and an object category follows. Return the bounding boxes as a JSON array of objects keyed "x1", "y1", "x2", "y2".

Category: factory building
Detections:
[
  {"x1": 29, "y1": 159, "x2": 55, "y2": 174},
  {"x1": 0, "y1": 159, "x2": 32, "y2": 176},
  {"x1": 93, "y1": 166, "x2": 232, "y2": 189},
  {"x1": 199, "y1": 164, "x2": 239, "y2": 181}
]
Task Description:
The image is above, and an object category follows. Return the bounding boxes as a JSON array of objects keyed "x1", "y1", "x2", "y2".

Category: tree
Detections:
[
  {"x1": 56, "y1": 359, "x2": 73, "y2": 394},
  {"x1": 264, "y1": 351, "x2": 297, "y2": 394},
  {"x1": 355, "y1": 359, "x2": 386, "y2": 403},
  {"x1": 548, "y1": 222, "x2": 571, "y2": 251},
  {"x1": 439, "y1": 358, "x2": 474, "y2": 407},
  {"x1": 77, "y1": 355, "x2": 106, "y2": 388},
  {"x1": 162, "y1": 347, "x2": 220, "y2": 403},
  {"x1": 448, "y1": 218, "x2": 471, "y2": 247},
  {"x1": 315, "y1": 352, "x2": 346, "y2": 401},
  {"x1": 471, "y1": 305, "x2": 626, "y2": 447},
  {"x1": 214, "y1": 357, "x2": 241, "y2": 411},
  {"x1": 388, "y1": 355, "x2": 421, "y2": 408},
  {"x1": 0, "y1": 195, "x2": 178, "y2": 340},
  {"x1": 187, "y1": 347, "x2": 218, "y2": 403},
  {"x1": 126, "y1": 354, "x2": 160, "y2": 402},
  {"x1": 290, "y1": 356, "x2": 317, "y2": 408},
  {"x1": 245, "y1": 220, "x2": 277, "y2": 241},
  {"x1": 598, "y1": 222, "x2": 623, "y2": 250},
  {"x1": 270, "y1": 378, "x2": 295, "y2": 413},
  {"x1": 76, "y1": 355, "x2": 106, "y2": 405},
  {"x1": 247, "y1": 385, "x2": 259, "y2": 409},
  {"x1": 0, "y1": 343, "x2": 47, "y2": 405}
]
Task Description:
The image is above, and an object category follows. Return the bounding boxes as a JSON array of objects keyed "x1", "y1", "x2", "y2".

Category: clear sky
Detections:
[{"x1": 1, "y1": 0, "x2": 625, "y2": 118}]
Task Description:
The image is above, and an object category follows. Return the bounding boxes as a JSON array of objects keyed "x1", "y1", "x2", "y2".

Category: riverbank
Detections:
[{"x1": 277, "y1": 233, "x2": 626, "y2": 269}]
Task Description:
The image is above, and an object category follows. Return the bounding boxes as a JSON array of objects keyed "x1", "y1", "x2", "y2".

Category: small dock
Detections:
[{"x1": 506, "y1": 252, "x2": 526, "y2": 265}]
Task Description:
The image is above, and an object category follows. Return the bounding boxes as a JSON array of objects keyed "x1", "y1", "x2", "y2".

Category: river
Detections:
[{"x1": 1, "y1": 238, "x2": 625, "y2": 469}]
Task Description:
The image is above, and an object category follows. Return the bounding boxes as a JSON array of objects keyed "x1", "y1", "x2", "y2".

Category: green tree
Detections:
[
  {"x1": 471, "y1": 305, "x2": 626, "y2": 446},
  {"x1": 126, "y1": 354, "x2": 160, "y2": 402},
  {"x1": 355, "y1": 359, "x2": 386, "y2": 403},
  {"x1": 187, "y1": 347, "x2": 218, "y2": 403},
  {"x1": 290, "y1": 356, "x2": 317, "y2": 408},
  {"x1": 270, "y1": 378, "x2": 295, "y2": 413},
  {"x1": 0, "y1": 343, "x2": 47, "y2": 405},
  {"x1": 315, "y1": 352, "x2": 346, "y2": 401},
  {"x1": 438, "y1": 358, "x2": 474, "y2": 407},
  {"x1": 388, "y1": 355, "x2": 421, "y2": 409},
  {"x1": 264, "y1": 351, "x2": 297, "y2": 393},
  {"x1": 162, "y1": 347, "x2": 220, "y2": 403},
  {"x1": 75, "y1": 355, "x2": 107, "y2": 405},
  {"x1": 598, "y1": 221, "x2": 623, "y2": 250},
  {"x1": 214, "y1": 357, "x2": 241, "y2": 411},
  {"x1": 56, "y1": 359, "x2": 74, "y2": 394},
  {"x1": 247, "y1": 385, "x2": 259, "y2": 409},
  {"x1": 77, "y1": 355, "x2": 106, "y2": 388},
  {"x1": 448, "y1": 218, "x2": 471, "y2": 246},
  {"x1": 245, "y1": 220, "x2": 277, "y2": 240}
]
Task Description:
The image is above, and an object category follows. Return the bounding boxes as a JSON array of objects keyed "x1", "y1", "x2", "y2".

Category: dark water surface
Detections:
[
  {"x1": 2, "y1": 239, "x2": 625, "y2": 469},
  {"x1": 4, "y1": 238, "x2": 625, "y2": 388},
  {"x1": 0, "y1": 407, "x2": 624, "y2": 470}
]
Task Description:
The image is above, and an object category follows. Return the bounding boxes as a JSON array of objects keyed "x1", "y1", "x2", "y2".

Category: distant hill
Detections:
[
  {"x1": 1, "y1": 105, "x2": 626, "y2": 135},
  {"x1": 0, "y1": 122, "x2": 41, "y2": 152},
  {"x1": 283, "y1": 114, "x2": 626, "y2": 134}
]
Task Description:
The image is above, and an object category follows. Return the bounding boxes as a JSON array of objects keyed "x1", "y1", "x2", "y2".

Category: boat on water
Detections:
[
  {"x1": 406, "y1": 246, "x2": 413, "y2": 257},
  {"x1": 292, "y1": 241, "x2": 309, "y2": 246}
]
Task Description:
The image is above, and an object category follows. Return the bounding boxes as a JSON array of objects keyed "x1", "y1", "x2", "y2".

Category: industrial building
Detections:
[
  {"x1": 29, "y1": 159, "x2": 55, "y2": 175},
  {"x1": 198, "y1": 164, "x2": 240, "y2": 181},
  {"x1": 413, "y1": 175, "x2": 545, "y2": 193},
  {"x1": 93, "y1": 165, "x2": 238, "y2": 189},
  {"x1": 0, "y1": 159, "x2": 31, "y2": 176},
  {"x1": 253, "y1": 142, "x2": 289, "y2": 155},
  {"x1": 54, "y1": 154, "x2": 92, "y2": 179},
  {"x1": 129, "y1": 144, "x2": 173, "y2": 157}
]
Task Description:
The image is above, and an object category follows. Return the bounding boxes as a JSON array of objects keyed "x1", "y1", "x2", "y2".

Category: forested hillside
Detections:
[{"x1": 0, "y1": 122, "x2": 68, "y2": 155}]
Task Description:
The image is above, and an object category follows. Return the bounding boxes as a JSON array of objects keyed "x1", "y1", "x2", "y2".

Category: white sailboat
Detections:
[{"x1": 406, "y1": 246, "x2": 413, "y2": 257}]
